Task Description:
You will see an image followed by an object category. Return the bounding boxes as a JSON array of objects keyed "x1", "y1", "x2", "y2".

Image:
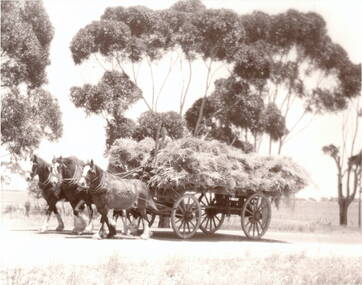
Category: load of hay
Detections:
[
  {"x1": 108, "y1": 137, "x2": 155, "y2": 173},
  {"x1": 148, "y1": 137, "x2": 309, "y2": 197}
]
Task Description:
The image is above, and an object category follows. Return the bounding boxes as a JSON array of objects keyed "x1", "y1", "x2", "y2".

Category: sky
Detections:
[{"x1": 3, "y1": 0, "x2": 362, "y2": 198}]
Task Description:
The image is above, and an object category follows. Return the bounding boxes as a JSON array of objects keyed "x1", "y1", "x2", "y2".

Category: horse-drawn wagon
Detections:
[
  {"x1": 116, "y1": 137, "x2": 307, "y2": 240},
  {"x1": 130, "y1": 188, "x2": 272, "y2": 240}
]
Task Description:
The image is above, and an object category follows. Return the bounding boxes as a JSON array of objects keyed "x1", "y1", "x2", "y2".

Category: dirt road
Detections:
[{"x1": 1, "y1": 224, "x2": 362, "y2": 268}]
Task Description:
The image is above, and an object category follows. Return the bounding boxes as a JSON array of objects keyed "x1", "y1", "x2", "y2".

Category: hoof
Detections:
[
  {"x1": 84, "y1": 225, "x2": 93, "y2": 234},
  {"x1": 56, "y1": 225, "x2": 64, "y2": 231},
  {"x1": 140, "y1": 233, "x2": 149, "y2": 240},
  {"x1": 92, "y1": 233, "x2": 103, "y2": 240},
  {"x1": 92, "y1": 233, "x2": 102, "y2": 240},
  {"x1": 141, "y1": 231, "x2": 153, "y2": 240},
  {"x1": 40, "y1": 228, "x2": 47, "y2": 233}
]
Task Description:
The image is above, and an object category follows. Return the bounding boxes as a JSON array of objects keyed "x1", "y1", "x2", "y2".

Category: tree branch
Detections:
[
  {"x1": 194, "y1": 59, "x2": 213, "y2": 135},
  {"x1": 94, "y1": 54, "x2": 107, "y2": 71},
  {"x1": 146, "y1": 58, "x2": 155, "y2": 111},
  {"x1": 180, "y1": 59, "x2": 192, "y2": 116}
]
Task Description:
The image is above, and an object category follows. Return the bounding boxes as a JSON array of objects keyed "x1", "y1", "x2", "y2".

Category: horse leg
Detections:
[
  {"x1": 40, "y1": 207, "x2": 52, "y2": 233},
  {"x1": 92, "y1": 215, "x2": 105, "y2": 240},
  {"x1": 140, "y1": 209, "x2": 152, "y2": 240},
  {"x1": 73, "y1": 200, "x2": 92, "y2": 234},
  {"x1": 84, "y1": 203, "x2": 94, "y2": 233},
  {"x1": 104, "y1": 214, "x2": 116, "y2": 239},
  {"x1": 120, "y1": 210, "x2": 130, "y2": 235},
  {"x1": 53, "y1": 206, "x2": 64, "y2": 231}
]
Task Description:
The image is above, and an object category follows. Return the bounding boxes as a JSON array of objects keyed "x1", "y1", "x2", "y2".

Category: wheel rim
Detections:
[
  {"x1": 241, "y1": 193, "x2": 271, "y2": 240},
  {"x1": 171, "y1": 194, "x2": 202, "y2": 239},
  {"x1": 199, "y1": 193, "x2": 225, "y2": 234}
]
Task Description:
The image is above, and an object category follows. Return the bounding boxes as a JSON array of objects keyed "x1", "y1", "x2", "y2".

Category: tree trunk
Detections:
[
  {"x1": 338, "y1": 198, "x2": 348, "y2": 226},
  {"x1": 158, "y1": 216, "x2": 170, "y2": 228}
]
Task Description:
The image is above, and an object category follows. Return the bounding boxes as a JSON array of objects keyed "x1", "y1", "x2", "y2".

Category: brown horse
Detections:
[
  {"x1": 26, "y1": 155, "x2": 65, "y2": 232},
  {"x1": 80, "y1": 159, "x2": 157, "y2": 239},
  {"x1": 52, "y1": 156, "x2": 94, "y2": 234}
]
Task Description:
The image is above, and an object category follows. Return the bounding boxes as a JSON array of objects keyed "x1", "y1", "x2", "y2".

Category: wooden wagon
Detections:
[{"x1": 126, "y1": 185, "x2": 272, "y2": 240}]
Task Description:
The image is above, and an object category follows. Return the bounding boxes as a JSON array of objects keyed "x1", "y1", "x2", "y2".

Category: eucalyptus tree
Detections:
[
  {"x1": 322, "y1": 100, "x2": 362, "y2": 225},
  {"x1": 239, "y1": 10, "x2": 361, "y2": 153},
  {"x1": 185, "y1": 76, "x2": 285, "y2": 153},
  {"x1": 1, "y1": 0, "x2": 62, "y2": 157},
  {"x1": 70, "y1": 70, "x2": 142, "y2": 149},
  {"x1": 69, "y1": 0, "x2": 242, "y2": 146}
]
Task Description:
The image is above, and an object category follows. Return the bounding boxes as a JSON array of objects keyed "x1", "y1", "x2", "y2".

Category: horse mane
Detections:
[
  {"x1": 62, "y1": 156, "x2": 85, "y2": 167},
  {"x1": 35, "y1": 157, "x2": 50, "y2": 168}
]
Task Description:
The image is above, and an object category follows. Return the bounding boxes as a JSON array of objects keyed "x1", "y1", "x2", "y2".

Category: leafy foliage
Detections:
[
  {"x1": 70, "y1": 70, "x2": 141, "y2": 116},
  {"x1": 262, "y1": 103, "x2": 287, "y2": 141},
  {"x1": 1, "y1": 0, "x2": 62, "y2": 158},
  {"x1": 69, "y1": 1, "x2": 360, "y2": 155},
  {"x1": 1, "y1": 88, "x2": 63, "y2": 156},
  {"x1": 1, "y1": 0, "x2": 54, "y2": 88},
  {"x1": 105, "y1": 115, "x2": 136, "y2": 151},
  {"x1": 185, "y1": 77, "x2": 286, "y2": 151},
  {"x1": 133, "y1": 111, "x2": 186, "y2": 141}
]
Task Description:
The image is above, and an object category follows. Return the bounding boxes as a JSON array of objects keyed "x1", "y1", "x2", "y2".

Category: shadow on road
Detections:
[{"x1": 62, "y1": 229, "x2": 287, "y2": 244}]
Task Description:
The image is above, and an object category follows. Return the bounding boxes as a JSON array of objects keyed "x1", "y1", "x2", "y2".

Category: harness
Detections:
[
  {"x1": 89, "y1": 170, "x2": 108, "y2": 194},
  {"x1": 61, "y1": 163, "x2": 83, "y2": 185}
]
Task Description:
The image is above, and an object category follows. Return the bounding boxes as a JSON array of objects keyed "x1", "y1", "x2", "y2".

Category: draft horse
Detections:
[
  {"x1": 81, "y1": 159, "x2": 157, "y2": 239},
  {"x1": 27, "y1": 155, "x2": 65, "y2": 232},
  {"x1": 52, "y1": 156, "x2": 94, "y2": 234}
]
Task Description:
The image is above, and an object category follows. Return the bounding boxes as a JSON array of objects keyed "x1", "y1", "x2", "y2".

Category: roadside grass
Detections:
[
  {"x1": 1, "y1": 192, "x2": 361, "y2": 233},
  {"x1": 1, "y1": 253, "x2": 362, "y2": 285}
]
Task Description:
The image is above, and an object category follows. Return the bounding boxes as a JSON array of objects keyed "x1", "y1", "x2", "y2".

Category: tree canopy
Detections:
[
  {"x1": 133, "y1": 111, "x2": 186, "y2": 142},
  {"x1": 1, "y1": 0, "x2": 62, "y2": 157},
  {"x1": 69, "y1": 0, "x2": 360, "y2": 153}
]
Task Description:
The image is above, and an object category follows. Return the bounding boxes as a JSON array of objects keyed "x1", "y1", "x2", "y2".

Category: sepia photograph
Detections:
[{"x1": 1, "y1": 0, "x2": 361, "y2": 284}]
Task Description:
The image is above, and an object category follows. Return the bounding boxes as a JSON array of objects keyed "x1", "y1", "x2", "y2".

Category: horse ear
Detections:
[
  {"x1": 32, "y1": 155, "x2": 37, "y2": 163},
  {"x1": 90, "y1": 159, "x2": 94, "y2": 167}
]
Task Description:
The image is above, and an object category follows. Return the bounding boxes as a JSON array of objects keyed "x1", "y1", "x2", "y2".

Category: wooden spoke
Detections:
[
  {"x1": 126, "y1": 210, "x2": 156, "y2": 234},
  {"x1": 199, "y1": 192, "x2": 225, "y2": 235},
  {"x1": 171, "y1": 194, "x2": 201, "y2": 239},
  {"x1": 241, "y1": 193, "x2": 271, "y2": 240}
]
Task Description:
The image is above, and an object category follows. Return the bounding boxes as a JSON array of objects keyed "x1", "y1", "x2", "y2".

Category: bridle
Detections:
[
  {"x1": 30, "y1": 162, "x2": 54, "y2": 187},
  {"x1": 85, "y1": 164, "x2": 107, "y2": 194}
]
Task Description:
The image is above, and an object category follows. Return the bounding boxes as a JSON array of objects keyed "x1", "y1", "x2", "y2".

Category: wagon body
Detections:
[{"x1": 128, "y1": 185, "x2": 272, "y2": 240}]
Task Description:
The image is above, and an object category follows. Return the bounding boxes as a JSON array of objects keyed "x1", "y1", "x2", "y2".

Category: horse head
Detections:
[
  {"x1": 80, "y1": 159, "x2": 102, "y2": 189},
  {"x1": 27, "y1": 154, "x2": 39, "y2": 181},
  {"x1": 52, "y1": 156, "x2": 85, "y2": 186},
  {"x1": 27, "y1": 155, "x2": 55, "y2": 185}
]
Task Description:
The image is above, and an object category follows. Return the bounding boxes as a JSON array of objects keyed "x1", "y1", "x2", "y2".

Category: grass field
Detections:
[
  {"x1": 2, "y1": 253, "x2": 362, "y2": 285},
  {"x1": 1, "y1": 190, "x2": 361, "y2": 233},
  {"x1": 1, "y1": 191, "x2": 362, "y2": 285}
]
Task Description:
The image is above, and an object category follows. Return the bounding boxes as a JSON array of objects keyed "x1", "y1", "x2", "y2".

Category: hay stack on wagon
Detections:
[
  {"x1": 108, "y1": 137, "x2": 155, "y2": 173},
  {"x1": 149, "y1": 137, "x2": 309, "y2": 197}
]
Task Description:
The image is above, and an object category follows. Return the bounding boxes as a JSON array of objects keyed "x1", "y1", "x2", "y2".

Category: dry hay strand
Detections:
[{"x1": 149, "y1": 137, "x2": 310, "y2": 197}]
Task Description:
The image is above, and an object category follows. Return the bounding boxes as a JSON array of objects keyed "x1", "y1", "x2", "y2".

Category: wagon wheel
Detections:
[
  {"x1": 241, "y1": 193, "x2": 271, "y2": 240},
  {"x1": 171, "y1": 194, "x2": 202, "y2": 239},
  {"x1": 199, "y1": 193, "x2": 225, "y2": 234},
  {"x1": 126, "y1": 210, "x2": 156, "y2": 234}
]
